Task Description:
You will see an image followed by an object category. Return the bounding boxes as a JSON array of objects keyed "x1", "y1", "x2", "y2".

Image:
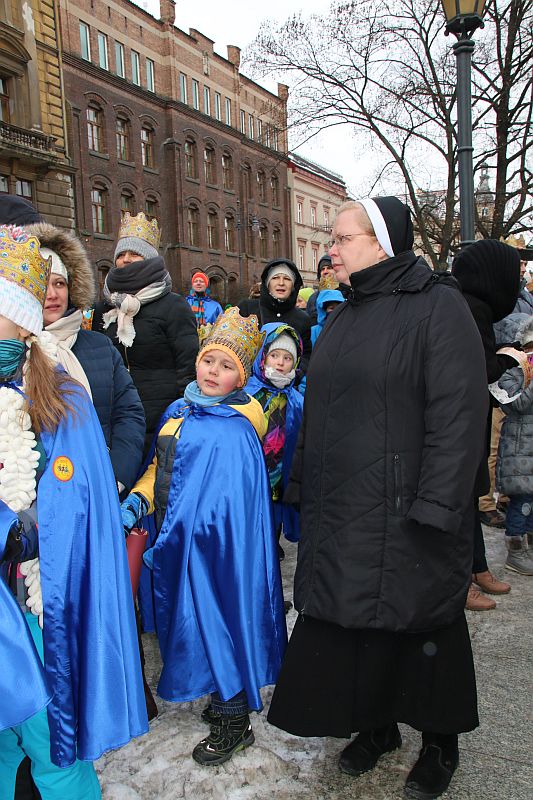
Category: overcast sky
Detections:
[{"x1": 131, "y1": 0, "x2": 373, "y2": 197}]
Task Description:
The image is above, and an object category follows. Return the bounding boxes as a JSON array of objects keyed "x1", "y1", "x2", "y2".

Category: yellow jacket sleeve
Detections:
[{"x1": 132, "y1": 456, "x2": 157, "y2": 514}]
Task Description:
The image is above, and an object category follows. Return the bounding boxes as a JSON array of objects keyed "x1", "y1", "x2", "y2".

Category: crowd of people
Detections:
[{"x1": 0, "y1": 192, "x2": 531, "y2": 800}]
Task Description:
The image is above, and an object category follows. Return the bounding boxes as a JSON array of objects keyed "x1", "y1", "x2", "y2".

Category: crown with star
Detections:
[
  {"x1": 0, "y1": 225, "x2": 52, "y2": 335},
  {"x1": 197, "y1": 306, "x2": 265, "y2": 385}
]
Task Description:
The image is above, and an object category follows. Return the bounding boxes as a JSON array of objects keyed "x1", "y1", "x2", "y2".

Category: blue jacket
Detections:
[
  {"x1": 72, "y1": 329, "x2": 145, "y2": 493},
  {"x1": 311, "y1": 289, "x2": 345, "y2": 346},
  {"x1": 186, "y1": 292, "x2": 223, "y2": 325}
]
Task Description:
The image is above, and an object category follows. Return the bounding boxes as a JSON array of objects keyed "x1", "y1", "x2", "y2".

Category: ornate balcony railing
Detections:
[{"x1": 0, "y1": 121, "x2": 57, "y2": 157}]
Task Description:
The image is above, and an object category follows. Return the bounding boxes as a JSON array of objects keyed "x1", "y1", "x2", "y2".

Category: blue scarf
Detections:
[{"x1": 184, "y1": 380, "x2": 242, "y2": 407}]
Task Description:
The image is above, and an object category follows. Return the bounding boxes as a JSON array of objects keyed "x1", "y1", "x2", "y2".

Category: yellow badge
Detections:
[{"x1": 52, "y1": 456, "x2": 74, "y2": 482}]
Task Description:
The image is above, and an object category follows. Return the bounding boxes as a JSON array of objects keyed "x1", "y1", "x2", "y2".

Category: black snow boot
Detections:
[
  {"x1": 404, "y1": 734, "x2": 459, "y2": 799},
  {"x1": 339, "y1": 723, "x2": 402, "y2": 776},
  {"x1": 192, "y1": 713, "x2": 255, "y2": 766},
  {"x1": 200, "y1": 703, "x2": 221, "y2": 725}
]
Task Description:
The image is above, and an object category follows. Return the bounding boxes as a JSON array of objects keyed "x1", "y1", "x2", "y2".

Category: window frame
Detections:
[
  {"x1": 192, "y1": 79, "x2": 199, "y2": 110},
  {"x1": 79, "y1": 21, "x2": 91, "y2": 61},
  {"x1": 224, "y1": 214, "x2": 236, "y2": 253},
  {"x1": 203, "y1": 86, "x2": 211, "y2": 116},
  {"x1": 222, "y1": 152, "x2": 233, "y2": 191},
  {"x1": 97, "y1": 32, "x2": 108, "y2": 70},
  {"x1": 214, "y1": 92, "x2": 221, "y2": 121},
  {"x1": 184, "y1": 139, "x2": 198, "y2": 179},
  {"x1": 91, "y1": 185, "x2": 107, "y2": 234},
  {"x1": 225, "y1": 97, "x2": 231, "y2": 126},
  {"x1": 141, "y1": 125, "x2": 154, "y2": 168},
  {"x1": 204, "y1": 144, "x2": 216, "y2": 185},
  {"x1": 115, "y1": 42, "x2": 125, "y2": 78},
  {"x1": 116, "y1": 116, "x2": 130, "y2": 161},
  {"x1": 146, "y1": 58, "x2": 155, "y2": 92},
  {"x1": 87, "y1": 104, "x2": 105, "y2": 152},
  {"x1": 187, "y1": 205, "x2": 200, "y2": 248},
  {"x1": 207, "y1": 209, "x2": 219, "y2": 250},
  {"x1": 179, "y1": 73, "x2": 188, "y2": 104},
  {"x1": 131, "y1": 50, "x2": 140, "y2": 86}
]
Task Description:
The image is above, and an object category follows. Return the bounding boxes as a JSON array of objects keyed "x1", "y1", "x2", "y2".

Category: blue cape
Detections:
[
  {"x1": 245, "y1": 323, "x2": 304, "y2": 542},
  {"x1": 0, "y1": 502, "x2": 52, "y2": 731},
  {"x1": 311, "y1": 289, "x2": 344, "y2": 346},
  {"x1": 147, "y1": 398, "x2": 287, "y2": 709},
  {"x1": 1, "y1": 385, "x2": 148, "y2": 766}
]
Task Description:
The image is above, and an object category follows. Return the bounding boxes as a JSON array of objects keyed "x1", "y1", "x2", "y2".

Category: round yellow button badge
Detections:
[{"x1": 52, "y1": 456, "x2": 74, "y2": 482}]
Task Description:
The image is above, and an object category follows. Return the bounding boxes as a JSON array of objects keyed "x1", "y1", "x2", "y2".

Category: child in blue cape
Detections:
[
  {"x1": 311, "y1": 288, "x2": 344, "y2": 346},
  {"x1": 245, "y1": 323, "x2": 304, "y2": 546},
  {"x1": 120, "y1": 307, "x2": 287, "y2": 767}
]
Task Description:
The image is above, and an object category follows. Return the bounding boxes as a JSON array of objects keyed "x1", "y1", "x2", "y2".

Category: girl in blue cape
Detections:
[
  {"x1": 121, "y1": 307, "x2": 287, "y2": 767},
  {"x1": 245, "y1": 323, "x2": 304, "y2": 545},
  {"x1": 0, "y1": 227, "x2": 148, "y2": 800}
]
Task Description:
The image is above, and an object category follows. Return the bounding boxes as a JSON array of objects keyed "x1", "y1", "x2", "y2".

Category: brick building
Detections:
[
  {"x1": 58, "y1": 0, "x2": 290, "y2": 301},
  {"x1": 0, "y1": 0, "x2": 75, "y2": 227},
  {"x1": 288, "y1": 152, "x2": 348, "y2": 285}
]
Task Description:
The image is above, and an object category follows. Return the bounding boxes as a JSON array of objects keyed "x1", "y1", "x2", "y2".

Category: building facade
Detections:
[
  {"x1": 58, "y1": 0, "x2": 290, "y2": 301},
  {"x1": 0, "y1": 0, "x2": 75, "y2": 227},
  {"x1": 288, "y1": 152, "x2": 348, "y2": 285}
]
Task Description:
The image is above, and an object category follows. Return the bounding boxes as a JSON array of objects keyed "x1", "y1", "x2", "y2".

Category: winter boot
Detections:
[
  {"x1": 201, "y1": 703, "x2": 221, "y2": 725},
  {"x1": 192, "y1": 713, "x2": 255, "y2": 766},
  {"x1": 339, "y1": 723, "x2": 402, "y2": 777},
  {"x1": 505, "y1": 535, "x2": 533, "y2": 575},
  {"x1": 404, "y1": 734, "x2": 459, "y2": 799}
]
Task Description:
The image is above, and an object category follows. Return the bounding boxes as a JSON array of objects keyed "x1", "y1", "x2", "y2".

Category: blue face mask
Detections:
[{"x1": 0, "y1": 339, "x2": 26, "y2": 378}]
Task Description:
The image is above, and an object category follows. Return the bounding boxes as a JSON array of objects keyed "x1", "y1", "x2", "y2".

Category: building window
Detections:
[
  {"x1": 146, "y1": 58, "x2": 155, "y2": 92},
  {"x1": 91, "y1": 186, "x2": 107, "y2": 233},
  {"x1": 87, "y1": 105, "x2": 104, "y2": 152},
  {"x1": 145, "y1": 195, "x2": 158, "y2": 221},
  {"x1": 204, "y1": 145, "x2": 216, "y2": 185},
  {"x1": 257, "y1": 119, "x2": 263, "y2": 144},
  {"x1": 272, "y1": 127, "x2": 279, "y2": 151},
  {"x1": 203, "y1": 86, "x2": 211, "y2": 116},
  {"x1": 242, "y1": 164, "x2": 252, "y2": 200},
  {"x1": 97, "y1": 33, "x2": 108, "y2": 69},
  {"x1": 120, "y1": 190, "x2": 135, "y2": 218},
  {"x1": 259, "y1": 223, "x2": 268, "y2": 259},
  {"x1": 0, "y1": 175, "x2": 8, "y2": 192},
  {"x1": 214, "y1": 92, "x2": 221, "y2": 121},
  {"x1": 272, "y1": 227, "x2": 281, "y2": 258},
  {"x1": 224, "y1": 214, "x2": 235, "y2": 252},
  {"x1": 311, "y1": 205, "x2": 317, "y2": 227},
  {"x1": 16, "y1": 179, "x2": 32, "y2": 199},
  {"x1": 131, "y1": 51, "x2": 140, "y2": 86},
  {"x1": 207, "y1": 210, "x2": 219, "y2": 249},
  {"x1": 141, "y1": 126, "x2": 154, "y2": 168},
  {"x1": 271, "y1": 174, "x2": 279, "y2": 207},
  {"x1": 324, "y1": 208, "x2": 330, "y2": 229},
  {"x1": 115, "y1": 42, "x2": 125, "y2": 78},
  {"x1": 248, "y1": 115, "x2": 254, "y2": 140},
  {"x1": 225, "y1": 97, "x2": 231, "y2": 126},
  {"x1": 0, "y1": 77, "x2": 10, "y2": 122},
  {"x1": 240, "y1": 110, "x2": 246, "y2": 134},
  {"x1": 116, "y1": 117, "x2": 130, "y2": 160},
  {"x1": 222, "y1": 152, "x2": 233, "y2": 191},
  {"x1": 192, "y1": 79, "x2": 199, "y2": 110},
  {"x1": 312, "y1": 246, "x2": 319, "y2": 273},
  {"x1": 184, "y1": 140, "x2": 198, "y2": 179},
  {"x1": 80, "y1": 22, "x2": 91, "y2": 61},
  {"x1": 297, "y1": 200, "x2": 303, "y2": 224},
  {"x1": 187, "y1": 206, "x2": 200, "y2": 247},
  {"x1": 298, "y1": 243, "x2": 305, "y2": 272},
  {"x1": 265, "y1": 125, "x2": 271, "y2": 148},
  {"x1": 180, "y1": 73, "x2": 187, "y2": 104},
  {"x1": 257, "y1": 170, "x2": 266, "y2": 203}
]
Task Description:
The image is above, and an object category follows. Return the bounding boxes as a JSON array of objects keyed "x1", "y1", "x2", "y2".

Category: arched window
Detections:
[
  {"x1": 259, "y1": 222, "x2": 268, "y2": 260},
  {"x1": 224, "y1": 213, "x2": 236, "y2": 252},
  {"x1": 207, "y1": 209, "x2": 219, "y2": 250},
  {"x1": 120, "y1": 189, "x2": 135, "y2": 218},
  {"x1": 242, "y1": 163, "x2": 252, "y2": 200},
  {"x1": 222, "y1": 151, "x2": 233, "y2": 191},
  {"x1": 257, "y1": 170, "x2": 267, "y2": 203},
  {"x1": 116, "y1": 116, "x2": 130, "y2": 160},
  {"x1": 87, "y1": 104, "x2": 105, "y2": 152},
  {"x1": 145, "y1": 194, "x2": 158, "y2": 221},
  {"x1": 272, "y1": 227, "x2": 281, "y2": 259},
  {"x1": 271, "y1": 173, "x2": 279, "y2": 207},
  {"x1": 184, "y1": 139, "x2": 198, "y2": 179},
  {"x1": 141, "y1": 125, "x2": 154, "y2": 168},
  {"x1": 187, "y1": 205, "x2": 200, "y2": 247},
  {"x1": 204, "y1": 144, "x2": 216, "y2": 185},
  {"x1": 91, "y1": 184, "x2": 108, "y2": 233}
]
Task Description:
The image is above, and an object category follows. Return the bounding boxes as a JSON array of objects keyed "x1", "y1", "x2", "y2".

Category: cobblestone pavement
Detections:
[{"x1": 97, "y1": 525, "x2": 533, "y2": 799}]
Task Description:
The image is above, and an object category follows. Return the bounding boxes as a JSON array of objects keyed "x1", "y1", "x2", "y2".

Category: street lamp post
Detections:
[{"x1": 440, "y1": 0, "x2": 487, "y2": 248}]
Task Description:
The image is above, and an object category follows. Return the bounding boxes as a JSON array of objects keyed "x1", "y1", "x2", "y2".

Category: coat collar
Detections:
[{"x1": 340, "y1": 252, "x2": 435, "y2": 303}]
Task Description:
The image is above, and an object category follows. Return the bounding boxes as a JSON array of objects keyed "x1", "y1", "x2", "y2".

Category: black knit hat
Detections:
[
  {"x1": 358, "y1": 196, "x2": 414, "y2": 256},
  {"x1": 0, "y1": 195, "x2": 42, "y2": 225},
  {"x1": 452, "y1": 239, "x2": 520, "y2": 322},
  {"x1": 317, "y1": 253, "x2": 331, "y2": 279}
]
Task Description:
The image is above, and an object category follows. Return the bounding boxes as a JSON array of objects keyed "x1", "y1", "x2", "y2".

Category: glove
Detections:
[
  {"x1": 20, "y1": 558, "x2": 43, "y2": 629},
  {"x1": 120, "y1": 493, "x2": 148, "y2": 534}
]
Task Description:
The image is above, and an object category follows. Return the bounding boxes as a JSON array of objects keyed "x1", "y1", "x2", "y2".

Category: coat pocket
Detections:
[{"x1": 393, "y1": 453, "x2": 403, "y2": 514}]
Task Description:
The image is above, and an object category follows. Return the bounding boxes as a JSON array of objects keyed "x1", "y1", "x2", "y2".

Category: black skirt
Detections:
[{"x1": 267, "y1": 613, "x2": 478, "y2": 738}]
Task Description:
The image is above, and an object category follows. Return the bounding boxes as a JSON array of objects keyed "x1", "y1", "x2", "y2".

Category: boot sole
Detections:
[
  {"x1": 192, "y1": 731, "x2": 255, "y2": 767},
  {"x1": 504, "y1": 563, "x2": 533, "y2": 576},
  {"x1": 339, "y1": 739, "x2": 402, "y2": 777}
]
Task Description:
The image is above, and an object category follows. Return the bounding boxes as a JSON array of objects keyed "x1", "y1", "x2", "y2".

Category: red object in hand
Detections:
[{"x1": 126, "y1": 528, "x2": 148, "y2": 599}]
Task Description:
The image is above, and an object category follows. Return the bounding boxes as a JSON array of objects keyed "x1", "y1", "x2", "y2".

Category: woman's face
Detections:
[
  {"x1": 296, "y1": 296, "x2": 308, "y2": 309},
  {"x1": 115, "y1": 251, "x2": 144, "y2": 268},
  {"x1": 43, "y1": 273, "x2": 69, "y2": 326},
  {"x1": 268, "y1": 274, "x2": 293, "y2": 300},
  {"x1": 329, "y1": 209, "x2": 387, "y2": 284},
  {"x1": 0, "y1": 314, "x2": 28, "y2": 341}
]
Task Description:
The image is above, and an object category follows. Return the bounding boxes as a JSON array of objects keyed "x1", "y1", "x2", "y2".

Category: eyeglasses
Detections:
[{"x1": 327, "y1": 232, "x2": 369, "y2": 249}]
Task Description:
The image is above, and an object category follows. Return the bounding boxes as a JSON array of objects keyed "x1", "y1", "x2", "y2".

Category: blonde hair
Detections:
[
  {"x1": 24, "y1": 339, "x2": 77, "y2": 433},
  {"x1": 335, "y1": 201, "x2": 377, "y2": 239}
]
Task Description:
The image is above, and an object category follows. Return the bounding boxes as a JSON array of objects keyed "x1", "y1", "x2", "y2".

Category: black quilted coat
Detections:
[{"x1": 290, "y1": 253, "x2": 488, "y2": 632}]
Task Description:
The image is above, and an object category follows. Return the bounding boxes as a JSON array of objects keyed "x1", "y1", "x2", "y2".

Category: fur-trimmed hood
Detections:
[{"x1": 26, "y1": 222, "x2": 96, "y2": 309}]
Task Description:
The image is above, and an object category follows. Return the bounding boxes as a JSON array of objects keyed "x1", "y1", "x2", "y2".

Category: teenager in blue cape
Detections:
[
  {"x1": 121, "y1": 307, "x2": 287, "y2": 767},
  {"x1": 245, "y1": 323, "x2": 304, "y2": 543},
  {"x1": 311, "y1": 288, "x2": 344, "y2": 346},
  {"x1": 0, "y1": 226, "x2": 147, "y2": 800}
]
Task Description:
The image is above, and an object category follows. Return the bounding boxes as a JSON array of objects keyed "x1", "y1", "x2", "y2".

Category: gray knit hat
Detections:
[
  {"x1": 113, "y1": 212, "x2": 161, "y2": 263},
  {"x1": 114, "y1": 236, "x2": 159, "y2": 263}
]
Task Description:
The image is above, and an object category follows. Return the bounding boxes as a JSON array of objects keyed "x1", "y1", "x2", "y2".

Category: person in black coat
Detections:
[
  {"x1": 267, "y1": 198, "x2": 488, "y2": 800},
  {"x1": 238, "y1": 259, "x2": 311, "y2": 376},
  {"x1": 91, "y1": 213, "x2": 198, "y2": 455},
  {"x1": 305, "y1": 253, "x2": 336, "y2": 324}
]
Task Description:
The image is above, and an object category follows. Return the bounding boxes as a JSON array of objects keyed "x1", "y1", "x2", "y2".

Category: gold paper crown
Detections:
[
  {"x1": 501, "y1": 234, "x2": 526, "y2": 250},
  {"x1": 318, "y1": 273, "x2": 339, "y2": 291},
  {"x1": 197, "y1": 306, "x2": 265, "y2": 384},
  {"x1": 0, "y1": 225, "x2": 51, "y2": 306},
  {"x1": 117, "y1": 212, "x2": 161, "y2": 250}
]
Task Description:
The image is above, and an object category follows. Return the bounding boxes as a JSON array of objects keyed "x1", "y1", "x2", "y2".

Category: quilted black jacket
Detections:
[{"x1": 290, "y1": 253, "x2": 488, "y2": 632}]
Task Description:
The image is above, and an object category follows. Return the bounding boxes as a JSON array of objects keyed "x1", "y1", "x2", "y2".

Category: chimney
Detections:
[
  {"x1": 227, "y1": 45, "x2": 241, "y2": 69},
  {"x1": 278, "y1": 83, "x2": 289, "y2": 101},
  {"x1": 160, "y1": 0, "x2": 176, "y2": 25}
]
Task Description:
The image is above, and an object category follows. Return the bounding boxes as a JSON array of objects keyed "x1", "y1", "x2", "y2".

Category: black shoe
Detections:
[
  {"x1": 200, "y1": 703, "x2": 221, "y2": 725},
  {"x1": 192, "y1": 714, "x2": 255, "y2": 766},
  {"x1": 339, "y1": 724, "x2": 402, "y2": 777},
  {"x1": 404, "y1": 743, "x2": 459, "y2": 799},
  {"x1": 478, "y1": 509, "x2": 506, "y2": 528}
]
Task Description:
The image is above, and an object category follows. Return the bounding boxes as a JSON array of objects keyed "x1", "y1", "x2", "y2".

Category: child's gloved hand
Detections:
[
  {"x1": 143, "y1": 546, "x2": 155, "y2": 570},
  {"x1": 120, "y1": 493, "x2": 148, "y2": 534}
]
